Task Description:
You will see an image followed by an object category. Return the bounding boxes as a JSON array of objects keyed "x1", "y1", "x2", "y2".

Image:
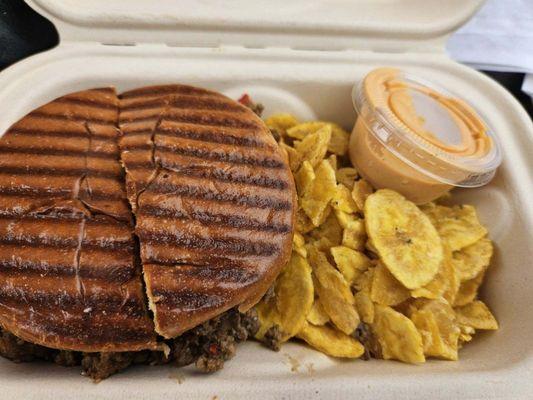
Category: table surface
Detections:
[{"x1": 0, "y1": 0, "x2": 531, "y2": 119}]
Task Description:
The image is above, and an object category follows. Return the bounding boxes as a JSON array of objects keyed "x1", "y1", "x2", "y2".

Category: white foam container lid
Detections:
[{"x1": 0, "y1": 1, "x2": 532, "y2": 398}]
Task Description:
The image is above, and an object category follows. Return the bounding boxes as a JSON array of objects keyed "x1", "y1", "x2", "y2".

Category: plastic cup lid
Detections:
[{"x1": 352, "y1": 67, "x2": 503, "y2": 187}]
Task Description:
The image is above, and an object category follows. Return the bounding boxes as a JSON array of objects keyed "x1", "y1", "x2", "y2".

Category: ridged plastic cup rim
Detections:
[{"x1": 351, "y1": 71, "x2": 503, "y2": 188}]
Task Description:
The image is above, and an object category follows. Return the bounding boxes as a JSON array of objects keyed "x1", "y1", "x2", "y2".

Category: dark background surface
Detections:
[{"x1": 0, "y1": 0, "x2": 532, "y2": 119}]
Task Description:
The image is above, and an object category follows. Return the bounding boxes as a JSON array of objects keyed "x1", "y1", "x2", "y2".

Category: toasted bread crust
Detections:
[
  {"x1": 119, "y1": 85, "x2": 295, "y2": 338},
  {"x1": 0, "y1": 84, "x2": 295, "y2": 349},
  {"x1": 0, "y1": 88, "x2": 157, "y2": 352}
]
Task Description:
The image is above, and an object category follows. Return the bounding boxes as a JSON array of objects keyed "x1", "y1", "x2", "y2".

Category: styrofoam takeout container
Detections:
[{"x1": 0, "y1": 1, "x2": 531, "y2": 399}]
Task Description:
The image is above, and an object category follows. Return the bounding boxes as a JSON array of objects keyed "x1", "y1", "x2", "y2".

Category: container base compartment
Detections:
[{"x1": 0, "y1": 44, "x2": 531, "y2": 399}]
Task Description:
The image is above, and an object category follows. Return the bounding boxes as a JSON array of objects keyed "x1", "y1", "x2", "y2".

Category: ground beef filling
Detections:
[
  {"x1": 0, "y1": 308, "x2": 259, "y2": 381},
  {"x1": 262, "y1": 325, "x2": 283, "y2": 352}
]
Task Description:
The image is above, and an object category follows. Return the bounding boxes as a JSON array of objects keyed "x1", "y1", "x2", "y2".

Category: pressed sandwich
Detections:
[{"x1": 0, "y1": 85, "x2": 295, "y2": 379}]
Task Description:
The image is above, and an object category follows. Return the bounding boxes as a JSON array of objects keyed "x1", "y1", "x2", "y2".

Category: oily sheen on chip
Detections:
[{"x1": 0, "y1": 87, "x2": 295, "y2": 358}]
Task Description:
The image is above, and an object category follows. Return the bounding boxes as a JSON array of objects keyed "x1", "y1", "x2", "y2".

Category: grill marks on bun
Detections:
[
  {"x1": 119, "y1": 85, "x2": 295, "y2": 339},
  {"x1": 0, "y1": 88, "x2": 157, "y2": 352},
  {"x1": 0, "y1": 84, "x2": 296, "y2": 350}
]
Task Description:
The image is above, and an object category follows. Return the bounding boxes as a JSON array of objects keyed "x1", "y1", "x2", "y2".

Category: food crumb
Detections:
[
  {"x1": 283, "y1": 353, "x2": 300, "y2": 373},
  {"x1": 237, "y1": 93, "x2": 264, "y2": 117},
  {"x1": 306, "y1": 362, "x2": 315, "y2": 374},
  {"x1": 168, "y1": 370, "x2": 185, "y2": 384},
  {"x1": 263, "y1": 325, "x2": 283, "y2": 351}
]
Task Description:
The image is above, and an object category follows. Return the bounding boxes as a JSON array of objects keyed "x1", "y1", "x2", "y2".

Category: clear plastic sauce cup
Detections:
[{"x1": 349, "y1": 67, "x2": 502, "y2": 204}]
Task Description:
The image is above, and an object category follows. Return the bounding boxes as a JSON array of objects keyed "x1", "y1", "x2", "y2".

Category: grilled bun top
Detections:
[
  {"x1": 0, "y1": 84, "x2": 296, "y2": 347},
  {"x1": 0, "y1": 88, "x2": 157, "y2": 352},
  {"x1": 119, "y1": 85, "x2": 295, "y2": 338}
]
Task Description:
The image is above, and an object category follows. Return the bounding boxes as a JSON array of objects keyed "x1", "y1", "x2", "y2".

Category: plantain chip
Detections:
[
  {"x1": 336, "y1": 167, "x2": 359, "y2": 190},
  {"x1": 354, "y1": 268, "x2": 374, "y2": 292},
  {"x1": 453, "y1": 271, "x2": 485, "y2": 307},
  {"x1": 306, "y1": 236, "x2": 337, "y2": 253},
  {"x1": 287, "y1": 121, "x2": 350, "y2": 156},
  {"x1": 351, "y1": 179, "x2": 373, "y2": 211},
  {"x1": 372, "y1": 305, "x2": 425, "y2": 363},
  {"x1": 354, "y1": 289, "x2": 375, "y2": 324},
  {"x1": 393, "y1": 298, "x2": 417, "y2": 317},
  {"x1": 313, "y1": 279, "x2": 360, "y2": 336},
  {"x1": 307, "y1": 299, "x2": 330, "y2": 326},
  {"x1": 365, "y1": 238, "x2": 379, "y2": 256},
  {"x1": 293, "y1": 232, "x2": 307, "y2": 258},
  {"x1": 459, "y1": 335, "x2": 473, "y2": 347},
  {"x1": 458, "y1": 325, "x2": 476, "y2": 346},
  {"x1": 301, "y1": 160, "x2": 337, "y2": 226},
  {"x1": 452, "y1": 237, "x2": 493, "y2": 282},
  {"x1": 280, "y1": 142, "x2": 301, "y2": 172},
  {"x1": 293, "y1": 232, "x2": 306, "y2": 248},
  {"x1": 294, "y1": 125, "x2": 331, "y2": 168},
  {"x1": 365, "y1": 189, "x2": 442, "y2": 289},
  {"x1": 335, "y1": 209, "x2": 355, "y2": 229},
  {"x1": 332, "y1": 184, "x2": 358, "y2": 214},
  {"x1": 274, "y1": 253, "x2": 315, "y2": 340},
  {"x1": 327, "y1": 125, "x2": 350, "y2": 156},
  {"x1": 454, "y1": 300, "x2": 498, "y2": 330},
  {"x1": 287, "y1": 121, "x2": 327, "y2": 140},
  {"x1": 308, "y1": 212, "x2": 343, "y2": 246},
  {"x1": 330, "y1": 246, "x2": 372, "y2": 286},
  {"x1": 422, "y1": 204, "x2": 487, "y2": 252},
  {"x1": 411, "y1": 255, "x2": 449, "y2": 300},
  {"x1": 441, "y1": 248, "x2": 460, "y2": 305},
  {"x1": 297, "y1": 321, "x2": 365, "y2": 358},
  {"x1": 309, "y1": 248, "x2": 360, "y2": 334},
  {"x1": 295, "y1": 160, "x2": 315, "y2": 196},
  {"x1": 371, "y1": 263, "x2": 410, "y2": 306},
  {"x1": 410, "y1": 299, "x2": 460, "y2": 360},
  {"x1": 342, "y1": 218, "x2": 366, "y2": 251},
  {"x1": 255, "y1": 292, "x2": 281, "y2": 341},
  {"x1": 296, "y1": 208, "x2": 315, "y2": 234},
  {"x1": 327, "y1": 154, "x2": 338, "y2": 170},
  {"x1": 265, "y1": 113, "x2": 299, "y2": 135}
]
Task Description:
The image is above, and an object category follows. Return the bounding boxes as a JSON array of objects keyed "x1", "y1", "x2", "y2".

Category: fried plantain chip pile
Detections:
[{"x1": 255, "y1": 114, "x2": 498, "y2": 363}]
